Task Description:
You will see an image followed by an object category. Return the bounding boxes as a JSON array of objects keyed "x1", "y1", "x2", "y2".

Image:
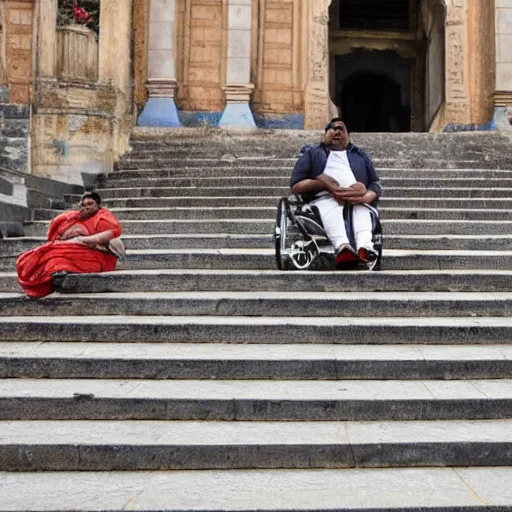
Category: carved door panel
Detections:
[
  {"x1": 5, "y1": 0, "x2": 33, "y2": 104},
  {"x1": 255, "y1": 0, "x2": 302, "y2": 114},
  {"x1": 179, "y1": 0, "x2": 225, "y2": 111}
]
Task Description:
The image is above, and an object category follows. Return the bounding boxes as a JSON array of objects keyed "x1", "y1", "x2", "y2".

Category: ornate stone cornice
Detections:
[
  {"x1": 146, "y1": 79, "x2": 177, "y2": 99},
  {"x1": 222, "y1": 84, "x2": 255, "y2": 103},
  {"x1": 494, "y1": 91, "x2": 512, "y2": 107}
]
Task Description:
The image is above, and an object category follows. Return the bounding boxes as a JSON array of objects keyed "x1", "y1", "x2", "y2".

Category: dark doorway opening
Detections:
[
  {"x1": 334, "y1": 50, "x2": 413, "y2": 133},
  {"x1": 341, "y1": 72, "x2": 410, "y2": 132}
]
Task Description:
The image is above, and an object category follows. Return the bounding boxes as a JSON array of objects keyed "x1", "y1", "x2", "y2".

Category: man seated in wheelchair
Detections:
[{"x1": 289, "y1": 117, "x2": 382, "y2": 269}]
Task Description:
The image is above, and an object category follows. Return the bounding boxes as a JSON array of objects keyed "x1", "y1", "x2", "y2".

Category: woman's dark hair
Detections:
[
  {"x1": 324, "y1": 117, "x2": 346, "y2": 132},
  {"x1": 80, "y1": 191, "x2": 101, "y2": 206}
]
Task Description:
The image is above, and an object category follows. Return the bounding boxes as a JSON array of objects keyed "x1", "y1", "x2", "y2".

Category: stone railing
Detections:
[{"x1": 56, "y1": 25, "x2": 98, "y2": 82}]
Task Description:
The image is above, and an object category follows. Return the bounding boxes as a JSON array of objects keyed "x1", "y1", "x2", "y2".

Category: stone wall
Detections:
[{"x1": 31, "y1": 0, "x2": 134, "y2": 187}]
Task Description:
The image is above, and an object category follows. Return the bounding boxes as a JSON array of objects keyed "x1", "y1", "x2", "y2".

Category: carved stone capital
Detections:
[
  {"x1": 146, "y1": 79, "x2": 177, "y2": 99},
  {"x1": 222, "y1": 84, "x2": 255, "y2": 104}
]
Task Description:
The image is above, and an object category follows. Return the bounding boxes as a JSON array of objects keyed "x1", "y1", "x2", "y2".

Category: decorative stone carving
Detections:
[
  {"x1": 304, "y1": 0, "x2": 332, "y2": 129},
  {"x1": 6, "y1": 1, "x2": 34, "y2": 104}
]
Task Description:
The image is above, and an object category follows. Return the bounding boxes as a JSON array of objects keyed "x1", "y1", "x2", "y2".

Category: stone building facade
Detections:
[{"x1": 0, "y1": 0, "x2": 511, "y2": 209}]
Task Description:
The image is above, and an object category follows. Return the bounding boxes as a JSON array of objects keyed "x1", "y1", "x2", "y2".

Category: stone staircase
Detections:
[{"x1": 1, "y1": 128, "x2": 512, "y2": 510}]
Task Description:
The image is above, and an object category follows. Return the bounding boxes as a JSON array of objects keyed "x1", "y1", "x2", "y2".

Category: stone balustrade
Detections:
[{"x1": 56, "y1": 25, "x2": 98, "y2": 82}]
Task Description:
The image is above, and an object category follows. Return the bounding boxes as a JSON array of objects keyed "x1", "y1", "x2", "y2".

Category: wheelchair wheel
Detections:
[
  {"x1": 274, "y1": 198, "x2": 317, "y2": 270},
  {"x1": 274, "y1": 198, "x2": 292, "y2": 270},
  {"x1": 368, "y1": 219, "x2": 383, "y2": 271}
]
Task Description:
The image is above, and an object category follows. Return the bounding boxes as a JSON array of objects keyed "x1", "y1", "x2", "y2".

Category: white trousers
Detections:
[{"x1": 312, "y1": 196, "x2": 373, "y2": 251}]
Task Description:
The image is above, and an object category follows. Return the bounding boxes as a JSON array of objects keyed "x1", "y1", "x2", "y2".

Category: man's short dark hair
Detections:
[
  {"x1": 80, "y1": 191, "x2": 101, "y2": 206},
  {"x1": 324, "y1": 117, "x2": 346, "y2": 133}
]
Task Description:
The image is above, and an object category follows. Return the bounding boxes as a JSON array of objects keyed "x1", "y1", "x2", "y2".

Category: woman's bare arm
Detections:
[{"x1": 74, "y1": 230, "x2": 115, "y2": 246}]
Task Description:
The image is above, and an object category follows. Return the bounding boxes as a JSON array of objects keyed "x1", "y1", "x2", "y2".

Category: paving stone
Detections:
[
  {"x1": 5, "y1": 291, "x2": 512, "y2": 318},
  {"x1": 1, "y1": 378, "x2": 512, "y2": 420},
  {"x1": 4, "y1": 467, "x2": 512, "y2": 511},
  {"x1": 0, "y1": 342, "x2": 510, "y2": 380},
  {"x1": 0, "y1": 419, "x2": 511, "y2": 470}
]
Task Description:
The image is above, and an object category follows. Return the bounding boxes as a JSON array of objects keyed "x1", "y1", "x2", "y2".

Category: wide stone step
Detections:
[
  {"x1": 100, "y1": 176, "x2": 512, "y2": 189},
  {"x1": 125, "y1": 137, "x2": 512, "y2": 151},
  {"x1": 1, "y1": 234, "x2": 275, "y2": 253},
  {"x1": 22, "y1": 219, "x2": 512, "y2": 236},
  {"x1": 128, "y1": 129, "x2": 510, "y2": 143},
  {"x1": 3, "y1": 467, "x2": 511, "y2": 511},
  {"x1": 1, "y1": 419, "x2": 511, "y2": 470},
  {"x1": 2, "y1": 315, "x2": 512, "y2": 344},
  {"x1": 99, "y1": 207, "x2": 512, "y2": 222},
  {"x1": 120, "y1": 149, "x2": 466, "y2": 162},
  {"x1": 31, "y1": 269, "x2": 512, "y2": 294},
  {"x1": 4, "y1": 291, "x2": 512, "y2": 318},
  {"x1": 126, "y1": 139, "x2": 512, "y2": 155},
  {"x1": 4, "y1": 269, "x2": 512, "y2": 294},
  {"x1": 96, "y1": 185, "x2": 512, "y2": 199},
  {"x1": 100, "y1": 196, "x2": 512, "y2": 210},
  {"x1": 1, "y1": 377, "x2": 511, "y2": 420},
  {"x1": 106, "y1": 167, "x2": 512, "y2": 180},
  {"x1": 120, "y1": 156, "x2": 512, "y2": 170},
  {"x1": 2, "y1": 342, "x2": 509, "y2": 380},
  {"x1": 109, "y1": 167, "x2": 294, "y2": 178},
  {"x1": 117, "y1": 157, "x2": 296, "y2": 170},
  {"x1": 5, "y1": 233, "x2": 512, "y2": 254},
  {"x1": 3, "y1": 249, "x2": 512, "y2": 271}
]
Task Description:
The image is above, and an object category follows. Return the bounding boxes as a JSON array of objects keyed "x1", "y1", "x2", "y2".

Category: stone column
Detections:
[
  {"x1": 494, "y1": 0, "x2": 512, "y2": 130},
  {"x1": 219, "y1": 0, "x2": 256, "y2": 128},
  {"x1": 98, "y1": 0, "x2": 134, "y2": 159},
  {"x1": 138, "y1": 0, "x2": 181, "y2": 127},
  {"x1": 304, "y1": 0, "x2": 331, "y2": 129},
  {"x1": 37, "y1": 0, "x2": 58, "y2": 78}
]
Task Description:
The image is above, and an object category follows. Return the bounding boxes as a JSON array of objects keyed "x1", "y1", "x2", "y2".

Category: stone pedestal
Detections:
[
  {"x1": 138, "y1": 78, "x2": 181, "y2": 127},
  {"x1": 219, "y1": 84, "x2": 256, "y2": 128},
  {"x1": 0, "y1": 85, "x2": 9, "y2": 103}
]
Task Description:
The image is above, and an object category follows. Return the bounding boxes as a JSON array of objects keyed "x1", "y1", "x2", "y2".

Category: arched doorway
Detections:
[
  {"x1": 337, "y1": 51, "x2": 412, "y2": 132},
  {"x1": 328, "y1": 0, "x2": 446, "y2": 132}
]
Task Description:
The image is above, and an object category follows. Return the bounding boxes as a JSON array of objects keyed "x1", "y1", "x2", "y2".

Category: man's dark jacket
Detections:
[{"x1": 289, "y1": 143, "x2": 382, "y2": 203}]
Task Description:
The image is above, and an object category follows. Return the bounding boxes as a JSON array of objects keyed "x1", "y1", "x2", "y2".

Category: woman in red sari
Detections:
[{"x1": 16, "y1": 192, "x2": 124, "y2": 298}]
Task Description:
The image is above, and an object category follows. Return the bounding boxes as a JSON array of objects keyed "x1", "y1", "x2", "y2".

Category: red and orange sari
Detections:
[{"x1": 16, "y1": 208, "x2": 122, "y2": 298}]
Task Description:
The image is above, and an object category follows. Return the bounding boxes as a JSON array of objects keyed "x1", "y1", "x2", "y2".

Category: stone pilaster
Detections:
[
  {"x1": 219, "y1": 0, "x2": 255, "y2": 128},
  {"x1": 494, "y1": 0, "x2": 512, "y2": 130},
  {"x1": 138, "y1": 0, "x2": 181, "y2": 127},
  {"x1": 304, "y1": 0, "x2": 331, "y2": 130},
  {"x1": 37, "y1": 0, "x2": 58, "y2": 78}
]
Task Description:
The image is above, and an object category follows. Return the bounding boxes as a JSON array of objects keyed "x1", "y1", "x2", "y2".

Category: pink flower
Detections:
[{"x1": 72, "y1": 0, "x2": 94, "y2": 26}]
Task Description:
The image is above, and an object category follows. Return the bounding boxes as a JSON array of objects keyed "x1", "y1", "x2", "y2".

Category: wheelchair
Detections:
[{"x1": 274, "y1": 195, "x2": 383, "y2": 271}]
